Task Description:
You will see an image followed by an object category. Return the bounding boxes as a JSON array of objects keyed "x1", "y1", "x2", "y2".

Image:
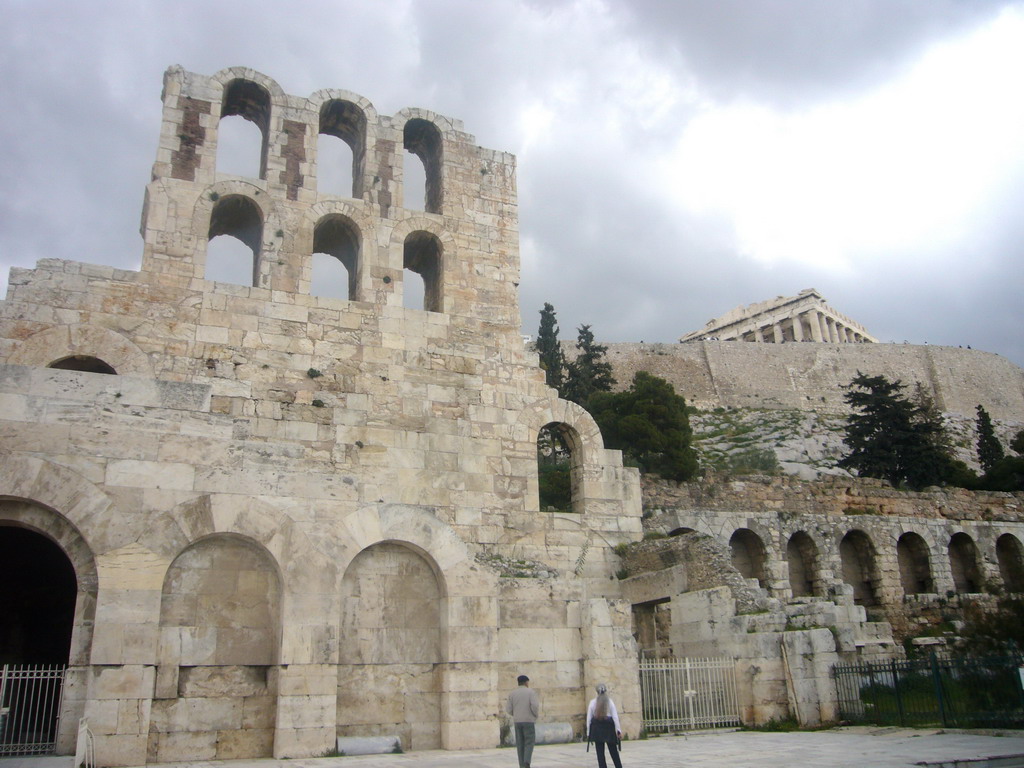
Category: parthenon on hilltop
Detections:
[{"x1": 680, "y1": 288, "x2": 878, "y2": 344}]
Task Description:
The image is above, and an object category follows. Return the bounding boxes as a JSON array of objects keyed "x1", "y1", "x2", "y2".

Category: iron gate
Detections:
[
  {"x1": 0, "y1": 664, "x2": 67, "y2": 756},
  {"x1": 639, "y1": 656, "x2": 741, "y2": 732}
]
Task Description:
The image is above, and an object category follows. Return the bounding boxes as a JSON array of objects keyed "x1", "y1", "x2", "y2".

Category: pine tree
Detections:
[
  {"x1": 534, "y1": 302, "x2": 566, "y2": 395},
  {"x1": 976, "y1": 404, "x2": 1005, "y2": 475},
  {"x1": 839, "y1": 373, "x2": 956, "y2": 489},
  {"x1": 588, "y1": 371, "x2": 698, "y2": 482},
  {"x1": 564, "y1": 324, "x2": 615, "y2": 405}
]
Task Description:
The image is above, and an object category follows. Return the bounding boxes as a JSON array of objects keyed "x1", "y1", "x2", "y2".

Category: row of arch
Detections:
[
  {"x1": 202, "y1": 188, "x2": 445, "y2": 307},
  {"x1": 723, "y1": 525, "x2": 1024, "y2": 606},
  {"x1": 173, "y1": 67, "x2": 445, "y2": 212}
]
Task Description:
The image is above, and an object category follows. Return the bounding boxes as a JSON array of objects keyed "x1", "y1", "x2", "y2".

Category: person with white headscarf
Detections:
[{"x1": 586, "y1": 683, "x2": 623, "y2": 768}]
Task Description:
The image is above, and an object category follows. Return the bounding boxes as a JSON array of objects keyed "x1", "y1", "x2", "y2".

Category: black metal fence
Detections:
[
  {"x1": 0, "y1": 664, "x2": 67, "y2": 756},
  {"x1": 834, "y1": 653, "x2": 1024, "y2": 729}
]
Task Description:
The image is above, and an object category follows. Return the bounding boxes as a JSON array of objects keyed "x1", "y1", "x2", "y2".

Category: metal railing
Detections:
[
  {"x1": 834, "y1": 653, "x2": 1024, "y2": 729},
  {"x1": 0, "y1": 664, "x2": 67, "y2": 756},
  {"x1": 639, "y1": 656, "x2": 741, "y2": 732}
]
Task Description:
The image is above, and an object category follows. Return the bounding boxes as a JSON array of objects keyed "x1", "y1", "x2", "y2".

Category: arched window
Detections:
[
  {"x1": 403, "y1": 230, "x2": 443, "y2": 312},
  {"x1": 840, "y1": 530, "x2": 880, "y2": 607},
  {"x1": 206, "y1": 194, "x2": 262, "y2": 286},
  {"x1": 48, "y1": 356, "x2": 116, "y2": 374},
  {"x1": 217, "y1": 79, "x2": 270, "y2": 179},
  {"x1": 318, "y1": 99, "x2": 365, "y2": 198},
  {"x1": 949, "y1": 532, "x2": 982, "y2": 594},
  {"x1": 897, "y1": 532, "x2": 934, "y2": 595},
  {"x1": 786, "y1": 531, "x2": 819, "y2": 597},
  {"x1": 403, "y1": 118, "x2": 442, "y2": 214},
  {"x1": 537, "y1": 421, "x2": 581, "y2": 513},
  {"x1": 996, "y1": 533, "x2": 1024, "y2": 593},
  {"x1": 312, "y1": 214, "x2": 360, "y2": 301},
  {"x1": 729, "y1": 528, "x2": 767, "y2": 588}
]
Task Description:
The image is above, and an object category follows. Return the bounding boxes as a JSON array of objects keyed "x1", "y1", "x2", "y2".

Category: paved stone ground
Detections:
[{"x1": 5, "y1": 727, "x2": 1024, "y2": 768}]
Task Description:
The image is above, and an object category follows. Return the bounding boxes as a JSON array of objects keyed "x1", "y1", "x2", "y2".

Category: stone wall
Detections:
[
  {"x1": 602, "y1": 342, "x2": 1024, "y2": 421},
  {"x1": 0, "y1": 67, "x2": 643, "y2": 766},
  {"x1": 614, "y1": 475, "x2": 1024, "y2": 725}
]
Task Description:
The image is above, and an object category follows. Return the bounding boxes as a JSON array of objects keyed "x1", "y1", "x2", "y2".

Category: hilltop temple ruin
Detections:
[{"x1": 680, "y1": 288, "x2": 878, "y2": 344}]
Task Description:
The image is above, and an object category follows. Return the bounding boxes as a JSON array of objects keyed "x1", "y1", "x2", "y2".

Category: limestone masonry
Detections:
[{"x1": 0, "y1": 66, "x2": 641, "y2": 764}]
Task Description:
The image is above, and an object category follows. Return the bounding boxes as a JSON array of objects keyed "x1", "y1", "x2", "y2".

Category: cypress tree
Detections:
[
  {"x1": 564, "y1": 324, "x2": 615, "y2": 405},
  {"x1": 976, "y1": 404, "x2": 1005, "y2": 475},
  {"x1": 534, "y1": 302, "x2": 566, "y2": 395}
]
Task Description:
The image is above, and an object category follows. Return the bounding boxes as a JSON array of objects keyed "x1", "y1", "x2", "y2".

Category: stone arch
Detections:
[
  {"x1": 387, "y1": 218, "x2": 456, "y2": 313},
  {"x1": 0, "y1": 457, "x2": 104, "y2": 752},
  {"x1": 897, "y1": 531, "x2": 934, "y2": 595},
  {"x1": 337, "y1": 540, "x2": 444, "y2": 750},
  {"x1": 150, "y1": 533, "x2": 282, "y2": 762},
  {"x1": 6, "y1": 324, "x2": 153, "y2": 376},
  {"x1": 840, "y1": 529, "x2": 881, "y2": 607},
  {"x1": 729, "y1": 528, "x2": 767, "y2": 588},
  {"x1": 210, "y1": 68, "x2": 285, "y2": 181},
  {"x1": 518, "y1": 396, "x2": 608, "y2": 515},
  {"x1": 298, "y1": 200, "x2": 375, "y2": 301},
  {"x1": 192, "y1": 180, "x2": 282, "y2": 290},
  {"x1": 312, "y1": 213, "x2": 362, "y2": 301},
  {"x1": 333, "y1": 504, "x2": 475, "y2": 752},
  {"x1": 400, "y1": 116, "x2": 444, "y2": 214},
  {"x1": 786, "y1": 530, "x2": 820, "y2": 597},
  {"x1": 314, "y1": 95, "x2": 370, "y2": 199},
  {"x1": 949, "y1": 532, "x2": 983, "y2": 594},
  {"x1": 996, "y1": 533, "x2": 1024, "y2": 593}
]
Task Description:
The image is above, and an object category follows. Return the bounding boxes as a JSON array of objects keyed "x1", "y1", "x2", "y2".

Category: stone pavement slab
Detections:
[{"x1": 93, "y1": 727, "x2": 1024, "y2": 768}]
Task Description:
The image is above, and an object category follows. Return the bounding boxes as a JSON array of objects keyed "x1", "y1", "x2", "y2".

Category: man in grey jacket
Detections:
[{"x1": 506, "y1": 674, "x2": 540, "y2": 768}]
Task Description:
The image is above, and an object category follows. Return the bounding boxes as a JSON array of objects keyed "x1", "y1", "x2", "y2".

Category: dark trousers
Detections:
[
  {"x1": 595, "y1": 738, "x2": 622, "y2": 768},
  {"x1": 514, "y1": 721, "x2": 536, "y2": 767}
]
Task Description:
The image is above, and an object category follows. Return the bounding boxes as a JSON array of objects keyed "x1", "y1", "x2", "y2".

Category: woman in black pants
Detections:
[{"x1": 586, "y1": 683, "x2": 623, "y2": 768}]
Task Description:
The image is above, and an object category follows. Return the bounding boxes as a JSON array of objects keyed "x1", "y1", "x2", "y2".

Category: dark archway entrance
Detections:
[
  {"x1": 1, "y1": 525, "x2": 77, "y2": 756},
  {"x1": 0, "y1": 526, "x2": 77, "y2": 665}
]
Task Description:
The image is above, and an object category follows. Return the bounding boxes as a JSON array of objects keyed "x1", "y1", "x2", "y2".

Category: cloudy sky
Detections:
[{"x1": 2, "y1": 0, "x2": 1023, "y2": 366}]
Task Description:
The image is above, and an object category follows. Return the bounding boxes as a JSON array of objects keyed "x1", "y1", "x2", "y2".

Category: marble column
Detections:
[
  {"x1": 807, "y1": 311, "x2": 823, "y2": 342},
  {"x1": 772, "y1": 322, "x2": 784, "y2": 343},
  {"x1": 792, "y1": 316, "x2": 804, "y2": 341}
]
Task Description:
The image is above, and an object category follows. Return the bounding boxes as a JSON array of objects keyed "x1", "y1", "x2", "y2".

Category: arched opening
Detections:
[
  {"x1": 47, "y1": 356, "x2": 116, "y2": 374},
  {"x1": 897, "y1": 532, "x2": 934, "y2": 595},
  {"x1": 840, "y1": 530, "x2": 880, "y2": 607},
  {"x1": 0, "y1": 525, "x2": 78, "y2": 754},
  {"x1": 403, "y1": 231, "x2": 443, "y2": 313},
  {"x1": 669, "y1": 527, "x2": 695, "y2": 536},
  {"x1": 996, "y1": 534, "x2": 1024, "y2": 593},
  {"x1": 150, "y1": 535, "x2": 280, "y2": 762},
  {"x1": 206, "y1": 194, "x2": 262, "y2": 286},
  {"x1": 786, "y1": 531, "x2": 818, "y2": 597},
  {"x1": 338, "y1": 542, "x2": 443, "y2": 751},
  {"x1": 312, "y1": 214, "x2": 360, "y2": 301},
  {"x1": 0, "y1": 526, "x2": 77, "y2": 665},
  {"x1": 403, "y1": 119, "x2": 442, "y2": 214},
  {"x1": 948, "y1": 532, "x2": 982, "y2": 594},
  {"x1": 318, "y1": 99, "x2": 365, "y2": 198},
  {"x1": 729, "y1": 528, "x2": 767, "y2": 588},
  {"x1": 217, "y1": 79, "x2": 270, "y2": 179},
  {"x1": 537, "y1": 421, "x2": 581, "y2": 513}
]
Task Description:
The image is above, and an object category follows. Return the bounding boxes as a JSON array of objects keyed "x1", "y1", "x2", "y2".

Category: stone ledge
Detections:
[{"x1": 336, "y1": 735, "x2": 401, "y2": 756}]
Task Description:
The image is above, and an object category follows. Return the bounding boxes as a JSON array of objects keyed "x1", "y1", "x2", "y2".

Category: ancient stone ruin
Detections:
[
  {"x1": 2, "y1": 66, "x2": 1022, "y2": 766},
  {"x1": 680, "y1": 288, "x2": 878, "y2": 344},
  {"x1": 0, "y1": 66, "x2": 641, "y2": 764}
]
